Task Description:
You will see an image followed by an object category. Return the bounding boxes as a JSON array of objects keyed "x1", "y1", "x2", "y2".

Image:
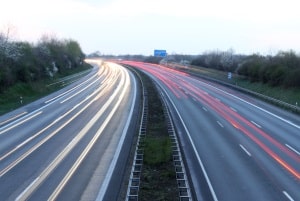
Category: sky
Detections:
[{"x1": 1, "y1": 0, "x2": 300, "y2": 55}]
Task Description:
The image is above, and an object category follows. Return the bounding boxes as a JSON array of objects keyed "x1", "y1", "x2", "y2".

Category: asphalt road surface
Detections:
[
  {"x1": 121, "y1": 61, "x2": 300, "y2": 201},
  {"x1": 0, "y1": 60, "x2": 138, "y2": 201}
]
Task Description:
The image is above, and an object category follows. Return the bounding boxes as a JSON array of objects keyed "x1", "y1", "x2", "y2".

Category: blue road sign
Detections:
[{"x1": 154, "y1": 50, "x2": 167, "y2": 57}]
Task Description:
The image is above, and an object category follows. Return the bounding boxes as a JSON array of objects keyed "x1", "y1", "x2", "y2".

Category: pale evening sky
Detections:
[{"x1": 1, "y1": 0, "x2": 300, "y2": 55}]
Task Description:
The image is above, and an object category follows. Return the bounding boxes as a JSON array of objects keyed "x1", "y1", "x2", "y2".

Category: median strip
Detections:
[{"x1": 125, "y1": 66, "x2": 192, "y2": 201}]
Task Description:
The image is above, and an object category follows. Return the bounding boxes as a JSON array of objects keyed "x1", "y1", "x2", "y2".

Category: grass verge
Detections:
[
  {"x1": 170, "y1": 63, "x2": 300, "y2": 107},
  {"x1": 0, "y1": 63, "x2": 92, "y2": 115}
]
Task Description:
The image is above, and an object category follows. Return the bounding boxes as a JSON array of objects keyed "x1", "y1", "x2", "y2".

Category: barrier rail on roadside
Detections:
[{"x1": 164, "y1": 63, "x2": 300, "y2": 114}]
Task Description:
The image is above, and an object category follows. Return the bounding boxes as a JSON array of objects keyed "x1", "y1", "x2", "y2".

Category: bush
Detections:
[{"x1": 0, "y1": 32, "x2": 85, "y2": 93}]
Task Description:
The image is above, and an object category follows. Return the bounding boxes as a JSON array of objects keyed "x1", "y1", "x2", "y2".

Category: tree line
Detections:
[
  {"x1": 0, "y1": 33, "x2": 85, "y2": 92},
  {"x1": 190, "y1": 49, "x2": 300, "y2": 88}
]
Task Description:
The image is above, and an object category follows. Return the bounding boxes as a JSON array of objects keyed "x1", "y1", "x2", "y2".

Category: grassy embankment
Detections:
[{"x1": 0, "y1": 63, "x2": 92, "y2": 115}]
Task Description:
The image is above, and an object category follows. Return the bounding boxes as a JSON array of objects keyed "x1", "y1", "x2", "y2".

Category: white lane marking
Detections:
[
  {"x1": 156, "y1": 82, "x2": 219, "y2": 201},
  {"x1": 60, "y1": 77, "x2": 100, "y2": 104},
  {"x1": 192, "y1": 98, "x2": 197, "y2": 102},
  {"x1": 0, "y1": 111, "x2": 42, "y2": 135},
  {"x1": 0, "y1": 114, "x2": 64, "y2": 162},
  {"x1": 251, "y1": 120, "x2": 262, "y2": 128},
  {"x1": 0, "y1": 70, "x2": 102, "y2": 135},
  {"x1": 283, "y1": 191, "x2": 294, "y2": 201},
  {"x1": 0, "y1": 72, "x2": 108, "y2": 161},
  {"x1": 15, "y1": 177, "x2": 40, "y2": 201},
  {"x1": 285, "y1": 144, "x2": 300, "y2": 156},
  {"x1": 0, "y1": 116, "x2": 76, "y2": 177},
  {"x1": 217, "y1": 121, "x2": 224, "y2": 128},
  {"x1": 0, "y1": 70, "x2": 114, "y2": 175},
  {"x1": 230, "y1": 107, "x2": 237, "y2": 112},
  {"x1": 16, "y1": 136, "x2": 35, "y2": 149},
  {"x1": 197, "y1": 80, "x2": 300, "y2": 129},
  {"x1": 45, "y1": 73, "x2": 97, "y2": 104},
  {"x1": 92, "y1": 67, "x2": 136, "y2": 201},
  {"x1": 16, "y1": 63, "x2": 127, "y2": 201},
  {"x1": 202, "y1": 107, "x2": 208, "y2": 112},
  {"x1": 239, "y1": 144, "x2": 251, "y2": 157},
  {"x1": 46, "y1": 69, "x2": 91, "y2": 87},
  {"x1": 0, "y1": 112, "x2": 27, "y2": 127}
]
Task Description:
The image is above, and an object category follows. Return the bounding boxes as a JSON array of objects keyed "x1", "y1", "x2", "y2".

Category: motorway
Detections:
[
  {"x1": 120, "y1": 61, "x2": 300, "y2": 201},
  {"x1": 0, "y1": 60, "x2": 138, "y2": 201}
]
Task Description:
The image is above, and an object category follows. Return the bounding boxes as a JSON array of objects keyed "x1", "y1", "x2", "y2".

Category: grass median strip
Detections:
[{"x1": 138, "y1": 72, "x2": 179, "y2": 201}]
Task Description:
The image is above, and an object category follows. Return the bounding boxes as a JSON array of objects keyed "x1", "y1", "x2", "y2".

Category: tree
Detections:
[
  {"x1": 284, "y1": 68, "x2": 300, "y2": 87},
  {"x1": 64, "y1": 39, "x2": 84, "y2": 67},
  {"x1": 237, "y1": 54, "x2": 264, "y2": 78},
  {"x1": 0, "y1": 32, "x2": 21, "y2": 90},
  {"x1": 0, "y1": 31, "x2": 86, "y2": 92}
]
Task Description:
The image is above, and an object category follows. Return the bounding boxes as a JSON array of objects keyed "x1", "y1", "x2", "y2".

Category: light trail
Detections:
[{"x1": 123, "y1": 61, "x2": 300, "y2": 181}]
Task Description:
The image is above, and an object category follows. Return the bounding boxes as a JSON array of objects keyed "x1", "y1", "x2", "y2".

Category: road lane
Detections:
[
  {"x1": 0, "y1": 60, "x2": 138, "y2": 200},
  {"x1": 121, "y1": 61, "x2": 300, "y2": 201},
  {"x1": 0, "y1": 67, "x2": 105, "y2": 172}
]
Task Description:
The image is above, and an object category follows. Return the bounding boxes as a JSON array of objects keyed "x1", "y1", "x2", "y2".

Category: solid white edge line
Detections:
[
  {"x1": 60, "y1": 77, "x2": 100, "y2": 104},
  {"x1": 45, "y1": 73, "x2": 97, "y2": 104},
  {"x1": 49, "y1": 68, "x2": 133, "y2": 201},
  {"x1": 0, "y1": 75, "x2": 98, "y2": 134},
  {"x1": 196, "y1": 79, "x2": 300, "y2": 129},
  {"x1": 0, "y1": 111, "x2": 42, "y2": 135},
  {"x1": 15, "y1": 177, "x2": 39, "y2": 201},
  {"x1": 239, "y1": 144, "x2": 251, "y2": 157},
  {"x1": 285, "y1": 144, "x2": 300, "y2": 156},
  {"x1": 16, "y1": 63, "x2": 125, "y2": 200},
  {"x1": 96, "y1": 66, "x2": 137, "y2": 201},
  {"x1": 154, "y1": 77, "x2": 219, "y2": 201},
  {"x1": 0, "y1": 80, "x2": 105, "y2": 162},
  {"x1": 0, "y1": 112, "x2": 27, "y2": 126},
  {"x1": 283, "y1": 191, "x2": 294, "y2": 201}
]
